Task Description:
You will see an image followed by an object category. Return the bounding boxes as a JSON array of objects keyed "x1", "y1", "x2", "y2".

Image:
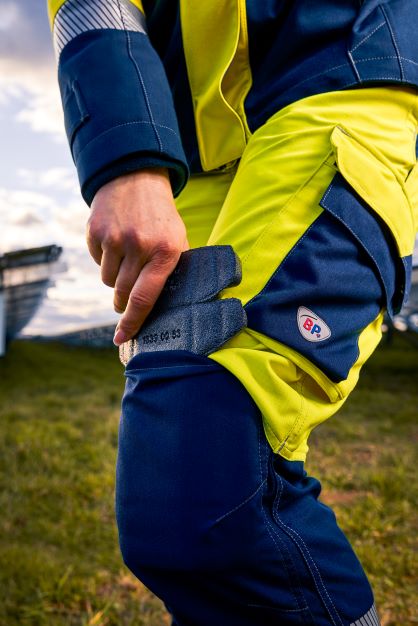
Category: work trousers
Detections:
[{"x1": 116, "y1": 87, "x2": 418, "y2": 625}]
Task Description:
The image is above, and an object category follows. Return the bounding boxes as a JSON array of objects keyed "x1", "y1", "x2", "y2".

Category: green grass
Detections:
[{"x1": 0, "y1": 336, "x2": 416, "y2": 625}]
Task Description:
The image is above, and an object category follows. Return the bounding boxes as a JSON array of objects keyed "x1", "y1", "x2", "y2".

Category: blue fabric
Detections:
[
  {"x1": 82, "y1": 155, "x2": 182, "y2": 207},
  {"x1": 140, "y1": 0, "x2": 418, "y2": 172},
  {"x1": 58, "y1": 29, "x2": 189, "y2": 204},
  {"x1": 245, "y1": 0, "x2": 418, "y2": 129},
  {"x1": 143, "y1": 0, "x2": 203, "y2": 172},
  {"x1": 57, "y1": 1, "x2": 418, "y2": 181},
  {"x1": 320, "y1": 173, "x2": 408, "y2": 317},
  {"x1": 116, "y1": 350, "x2": 375, "y2": 625},
  {"x1": 244, "y1": 173, "x2": 401, "y2": 382}
]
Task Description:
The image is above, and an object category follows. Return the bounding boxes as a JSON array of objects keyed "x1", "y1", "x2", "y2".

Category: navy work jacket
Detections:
[{"x1": 48, "y1": 0, "x2": 418, "y2": 204}]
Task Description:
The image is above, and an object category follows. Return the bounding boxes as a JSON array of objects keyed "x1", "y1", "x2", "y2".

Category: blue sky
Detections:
[
  {"x1": 0, "y1": 0, "x2": 120, "y2": 335},
  {"x1": 1, "y1": 1, "x2": 418, "y2": 336}
]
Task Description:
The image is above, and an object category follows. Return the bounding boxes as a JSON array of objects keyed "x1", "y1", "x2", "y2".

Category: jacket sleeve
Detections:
[{"x1": 47, "y1": 0, "x2": 189, "y2": 206}]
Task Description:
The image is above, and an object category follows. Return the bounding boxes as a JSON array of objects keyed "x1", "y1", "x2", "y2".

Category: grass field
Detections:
[{"x1": 0, "y1": 336, "x2": 416, "y2": 626}]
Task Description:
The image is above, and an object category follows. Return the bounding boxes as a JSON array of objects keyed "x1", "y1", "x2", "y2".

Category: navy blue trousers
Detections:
[{"x1": 115, "y1": 350, "x2": 379, "y2": 626}]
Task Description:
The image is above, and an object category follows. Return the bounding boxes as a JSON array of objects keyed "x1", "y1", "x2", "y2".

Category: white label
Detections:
[{"x1": 297, "y1": 306, "x2": 331, "y2": 342}]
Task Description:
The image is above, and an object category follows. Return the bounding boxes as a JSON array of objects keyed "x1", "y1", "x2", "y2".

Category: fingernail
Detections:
[{"x1": 113, "y1": 329, "x2": 127, "y2": 346}]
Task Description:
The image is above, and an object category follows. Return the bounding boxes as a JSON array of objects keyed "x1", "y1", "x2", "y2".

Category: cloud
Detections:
[
  {"x1": 0, "y1": 183, "x2": 89, "y2": 252},
  {"x1": 11, "y1": 211, "x2": 44, "y2": 227},
  {"x1": 0, "y1": 1, "x2": 65, "y2": 138},
  {"x1": 18, "y1": 167, "x2": 78, "y2": 193},
  {"x1": 0, "y1": 180, "x2": 120, "y2": 334},
  {"x1": 0, "y1": 3, "x2": 23, "y2": 34},
  {"x1": 0, "y1": 3, "x2": 121, "y2": 335}
]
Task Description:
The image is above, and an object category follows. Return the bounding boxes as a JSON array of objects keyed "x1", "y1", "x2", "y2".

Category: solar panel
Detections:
[{"x1": 0, "y1": 245, "x2": 63, "y2": 356}]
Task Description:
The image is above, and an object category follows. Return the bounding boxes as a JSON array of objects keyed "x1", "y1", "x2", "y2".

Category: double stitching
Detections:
[
  {"x1": 321, "y1": 181, "x2": 396, "y2": 315},
  {"x1": 75, "y1": 120, "x2": 179, "y2": 160},
  {"x1": 212, "y1": 479, "x2": 266, "y2": 526},
  {"x1": 350, "y1": 21, "x2": 386, "y2": 53},
  {"x1": 245, "y1": 216, "x2": 320, "y2": 309},
  {"x1": 271, "y1": 465, "x2": 344, "y2": 626},
  {"x1": 257, "y1": 424, "x2": 310, "y2": 614},
  {"x1": 380, "y1": 4, "x2": 404, "y2": 80},
  {"x1": 116, "y1": 0, "x2": 163, "y2": 151}
]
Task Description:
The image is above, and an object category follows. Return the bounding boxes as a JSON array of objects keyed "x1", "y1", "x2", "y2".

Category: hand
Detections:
[{"x1": 86, "y1": 167, "x2": 189, "y2": 346}]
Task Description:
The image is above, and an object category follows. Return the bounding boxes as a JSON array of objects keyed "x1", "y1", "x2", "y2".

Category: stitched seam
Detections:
[
  {"x1": 267, "y1": 470, "x2": 309, "y2": 614},
  {"x1": 213, "y1": 479, "x2": 266, "y2": 525},
  {"x1": 354, "y1": 55, "x2": 400, "y2": 62},
  {"x1": 116, "y1": 0, "x2": 163, "y2": 151},
  {"x1": 239, "y1": 150, "x2": 334, "y2": 271},
  {"x1": 124, "y1": 363, "x2": 217, "y2": 375},
  {"x1": 399, "y1": 56, "x2": 418, "y2": 67},
  {"x1": 380, "y1": 4, "x2": 404, "y2": 80},
  {"x1": 244, "y1": 216, "x2": 321, "y2": 309},
  {"x1": 350, "y1": 21, "x2": 386, "y2": 53},
  {"x1": 321, "y1": 189, "x2": 394, "y2": 307},
  {"x1": 257, "y1": 426, "x2": 306, "y2": 612},
  {"x1": 75, "y1": 120, "x2": 179, "y2": 159},
  {"x1": 347, "y1": 50, "x2": 362, "y2": 82},
  {"x1": 273, "y1": 474, "x2": 344, "y2": 626},
  {"x1": 263, "y1": 516, "x2": 309, "y2": 612},
  {"x1": 333, "y1": 167, "x2": 403, "y2": 245},
  {"x1": 247, "y1": 605, "x2": 309, "y2": 613},
  {"x1": 277, "y1": 373, "x2": 306, "y2": 454},
  {"x1": 282, "y1": 63, "x2": 350, "y2": 92},
  {"x1": 348, "y1": 76, "x2": 405, "y2": 81},
  {"x1": 281, "y1": 374, "x2": 309, "y2": 456},
  {"x1": 350, "y1": 55, "x2": 418, "y2": 65}
]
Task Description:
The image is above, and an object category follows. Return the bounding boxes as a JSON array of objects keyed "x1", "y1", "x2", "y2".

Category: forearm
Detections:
[{"x1": 47, "y1": 0, "x2": 189, "y2": 206}]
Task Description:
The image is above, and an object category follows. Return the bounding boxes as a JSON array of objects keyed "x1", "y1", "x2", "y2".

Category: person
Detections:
[{"x1": 47, "y1": 1, "x2": 418, "y2": 624}]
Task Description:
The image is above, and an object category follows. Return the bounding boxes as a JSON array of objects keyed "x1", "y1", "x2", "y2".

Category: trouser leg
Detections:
[
  {"x1": 116, "y1": 87, "x2": 418, "y2": 625},
  {"x1": 116, "y1": 349, "x2": 378, "y2": 625}
]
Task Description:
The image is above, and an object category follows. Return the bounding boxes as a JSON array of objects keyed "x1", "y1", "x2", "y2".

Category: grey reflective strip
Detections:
[
  {"x1": 350, "y1": 604, "x2": 380, "y2": 626},
  {"x1": 119, "y1": 299, "x2": 247, "y2": 365},
  {"x1": 53, "y1": 0, "x2": 147, "y2": 58},
  {"x1": 155, "y1": 245, "x2": 242, "y2": 310}
]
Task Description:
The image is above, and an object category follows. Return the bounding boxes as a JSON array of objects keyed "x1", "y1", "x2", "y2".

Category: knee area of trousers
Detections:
[{"x1": 116, "y1": 349, "x2": 266, "y2": 572}]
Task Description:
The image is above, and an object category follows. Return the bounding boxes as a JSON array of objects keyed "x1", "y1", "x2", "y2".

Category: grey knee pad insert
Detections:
[{"x1": 119, "y1": 245, "x2": 247, "y2": 365}]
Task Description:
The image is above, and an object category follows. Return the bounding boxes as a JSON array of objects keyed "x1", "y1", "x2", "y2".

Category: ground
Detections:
[{"x1": 0, "y1": 335, "x2": 416, "y2": 626}]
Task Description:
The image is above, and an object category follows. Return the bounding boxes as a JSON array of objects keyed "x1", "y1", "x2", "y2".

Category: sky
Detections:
[
  {"x1": 0, "y1": 0, "x2": 120, "y2": 335},
  {"x1": 1, "y1": 2, "x2": 418, "y2": 337}
]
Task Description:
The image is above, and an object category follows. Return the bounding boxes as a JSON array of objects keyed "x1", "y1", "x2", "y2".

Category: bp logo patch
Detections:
[{"x1": 297, "y1": 307, "x2": 331, "y2": 342}]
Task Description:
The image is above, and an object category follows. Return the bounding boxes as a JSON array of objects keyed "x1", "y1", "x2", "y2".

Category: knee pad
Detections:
[{"x1": 118, "y1": 245, "x2": 247, "y2": 366}]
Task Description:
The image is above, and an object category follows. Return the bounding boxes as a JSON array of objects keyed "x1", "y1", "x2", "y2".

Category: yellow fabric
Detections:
[
  {"x1": 175, "y1": 86, "x2": 418, "y2": 461},
  {"x1": 47, "y1": 0, "x2": 65, "y2": 27},
  {"x1": 180, "y1": 0, "x2": 252, "y2": 170},
  {"x1": 128, "y1": 0, "x2": 145, "y2": 14},
  {"x1": 47, "y1": 0, "x2": 145, "y2": 29}
]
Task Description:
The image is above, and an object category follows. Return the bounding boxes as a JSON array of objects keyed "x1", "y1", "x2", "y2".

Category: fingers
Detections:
[
  {"x1": 100, "y1": 248, "x2": 123, "y2": 290},
  {"x1": 113, "y1": 246, "x2": 181, "y2": 345},
  {"x1": 85, "y1": 227, "x2": 103, "y2": 266},
  {"x1": 113, "y1": 254, "x2": 144, "y2": 313}
]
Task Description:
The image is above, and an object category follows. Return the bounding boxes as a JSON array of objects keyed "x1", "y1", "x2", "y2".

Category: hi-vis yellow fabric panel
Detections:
[
  {"x1": 47, "y1": 0, "x2": 145, "y2": 29},
  {"x1": 47, "y1": 0, "x2": 65, "y2": 27},
  {"x1": 405, "y1": 163, "x2": 418, "y2": 231},
  {"x1": 180, "y1": 0, "x2": 252, "y2": 171},
  {"x1": 175, "y1": 86, "x2": 418, "y2": 461}
]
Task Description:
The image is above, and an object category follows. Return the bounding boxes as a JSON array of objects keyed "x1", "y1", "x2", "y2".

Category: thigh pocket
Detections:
[{"x1": 244, "y1": 125, "x2": 415, "y2": 396}]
